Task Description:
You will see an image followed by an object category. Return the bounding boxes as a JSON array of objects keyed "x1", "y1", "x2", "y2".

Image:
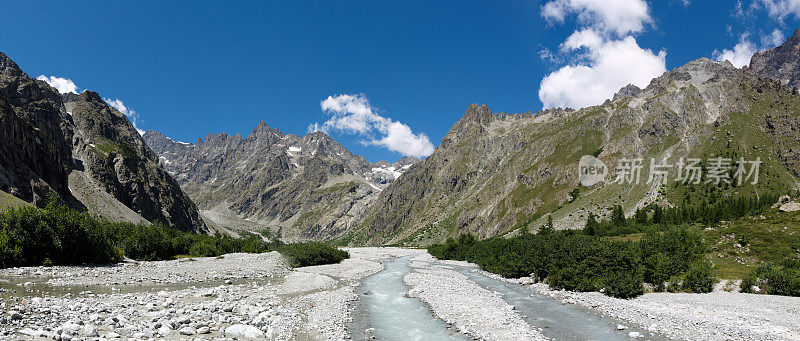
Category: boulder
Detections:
[
  {"x1": 779, "y1": 202, "x2": 800, "y2": 212},
  {"x1": 225, "y1": 324, "x2": 265, "y2": 339}
]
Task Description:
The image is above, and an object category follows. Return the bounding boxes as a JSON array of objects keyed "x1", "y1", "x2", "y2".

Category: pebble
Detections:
[{"x1": 179, "y1": 326, "x2": 197, "y2": 335}]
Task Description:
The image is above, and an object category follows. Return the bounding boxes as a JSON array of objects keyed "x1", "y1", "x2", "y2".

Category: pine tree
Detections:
[
  {"x1": 651, "y1": 204, "x2": 663, "y2": 224},
  {"x1": 584, "y1": 213, "x2": 599, "y2": 236},
  {"x1": 539, "y1": 215, "x2": 554, "y2": 235},
  {"x1": 634, "y1": 208, "x2": 648, "y2": 225},
  {"x1": 611, "y1": 205, "x2": 626, "y2": 227}
]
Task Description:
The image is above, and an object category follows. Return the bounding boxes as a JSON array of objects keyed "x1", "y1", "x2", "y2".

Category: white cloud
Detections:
[
  {"x1": 540, "y1": 35, "x2": 666, "y2": 109},
  {"x1": 541, "y1": 0, "x2": 652, "y2": 36},
  {"x1": 713, "y1": 30, "x2": 785, "y2": 68},
  {"x1": 763, "y1": 28, "x2": 786, "y2": 47},
  {"x1": 760, "y1": 0, "x2": 800, "y2": 21},
  {"x1": 713, "y1": 35, "x2": 757, "y2": 68},
  {"x1": 104, "y1": 98, "x2": 144, "y2": 135},
  {"x1": 312, "y1": 94, "x2": 434, "y2": 158},
  {"x1": 561, "y1": 29, "x2": 604, "y2": 51},
  {"x1": 319, "y1": 94, "x2": 379, "y2": 134},
  {"x1": 538, "y1": 0, "x2": 665, "y2": 110},
  {"x1": 37, "y1": 75, "x2": 78, "y2": 94},
  {"x1": 681, "y1": 0, "x2": 691, "y2": 6},
  {"x1": 539, "y1": 47, "x2": 560, "y2": 63},
  {"x1": 369, "y1": 121, "x2": 435, "y2": 159}
]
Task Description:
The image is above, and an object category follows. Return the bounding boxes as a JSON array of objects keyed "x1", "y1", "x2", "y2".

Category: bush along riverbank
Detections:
[
  {"x1": 429, "y1": 225, "x2": 714, "y2": 299},
  {"x1": 0, "y1": 195, "x2": 348, "y2": 268},
  {"x1": 429, "y1": 193, "x2": 800, "y2": 299}
]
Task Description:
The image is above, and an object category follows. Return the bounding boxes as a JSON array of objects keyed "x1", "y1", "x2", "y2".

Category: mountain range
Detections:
[
  {"x1": 142, "y1": 127, "x2": 418, "y2": 241},
  {"x1": 4, "y1": 29, "x2": 800, "y2": 244}
]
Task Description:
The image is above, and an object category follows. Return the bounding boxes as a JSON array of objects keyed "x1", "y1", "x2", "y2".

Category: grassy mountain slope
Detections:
[{"x1": 354, "y1": 58, "x2": 800, "y2": 245}]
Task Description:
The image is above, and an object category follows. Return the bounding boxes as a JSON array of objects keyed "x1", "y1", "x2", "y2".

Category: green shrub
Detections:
[
  {"x1": 0, "y1": 203, "x2": 119, "y2": 267},
  {"x1": 682, "y1": 261, "x2": 715, "y2": 293},
  {"x1": 666, "y1": 275, "x2": 683, "y2": 292},
  {"x1": 604, "y1": 269, "x2": 644, "y2": 299},
  {"x1": 189, "y1": 241, "x2": 219, "y2": 257},
  {"x1": 0, "y1": 195, "x2": 345, "y2": 269},
  {"x1": 278, "y1": 242, "x2": 349, "y2": 267},
  {"x1": 741, "y1": 261, "x2": 800, "y2": 296},
  {"x1": 429, "y1": 225, "x2": 711, "y2": 299},
  {"x1": 118, "y1": 224, "x2": 173, "y2": 261}
]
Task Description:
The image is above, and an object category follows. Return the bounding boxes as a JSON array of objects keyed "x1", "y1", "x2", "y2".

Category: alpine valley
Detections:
[{"x1": 6, "y1": 30, "x2": 800, "y2": 246}]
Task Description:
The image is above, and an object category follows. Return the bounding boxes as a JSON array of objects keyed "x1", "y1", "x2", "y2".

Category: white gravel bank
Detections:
[
  {"x1": 1, "y1": 252, "x2": 289, "y2": 286},
  {"x1": 526, "y1": 282, "x2": 800, "y2": 341},
  {"x1": 0, "y1": 250, "x2": 375, "y2": 340},
  {"x1": 404, "y1": 253, "x2": 548, "y2": 341}
]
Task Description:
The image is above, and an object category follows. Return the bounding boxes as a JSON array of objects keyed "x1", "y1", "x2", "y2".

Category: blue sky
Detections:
[{"x1": 2, "y1": 1, "x2": 799, "y2": 162}]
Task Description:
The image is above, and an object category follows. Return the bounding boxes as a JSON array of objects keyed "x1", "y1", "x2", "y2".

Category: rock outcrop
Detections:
[
  {"x1": 0, "y1": 52, "x2": 75, "y2": 207},
  {"x1": 750, "y1": 28, "x2": 800, "y2": 89}
]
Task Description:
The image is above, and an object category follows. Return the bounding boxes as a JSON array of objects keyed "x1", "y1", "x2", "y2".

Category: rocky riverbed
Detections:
[
  {"x1": 2, "y1": 249, "x2": 800, "y2": 340},
  {"x1": 0, "y1": 250, "x2": 387, "y2": 340}
]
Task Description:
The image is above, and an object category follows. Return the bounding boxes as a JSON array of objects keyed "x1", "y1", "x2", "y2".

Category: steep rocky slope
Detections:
[
  {"x1": 0, "y1": 52, "x2": 205, "y2": 232},
  {"x1": 750, "y1": 28, "x2": 800, "y2": 89},
  {"x1": 355, "y1": 57, "x2": 800, "y2": 245},
  {"x1": 143, "y1": 128, "x2": 418, "y2": 241},
  {"x1": 0, "y1": 53, "x2": 75, "y2": 208}
]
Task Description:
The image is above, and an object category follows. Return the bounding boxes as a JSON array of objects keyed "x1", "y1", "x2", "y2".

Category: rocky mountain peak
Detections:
[
  {"x1": 612, "y1": 84, "x2": 642, "y2": 101},
  {"x1": 0, "y1": 52, "x2": 23, "y2": 78},
  {"x1": 443, "y1": 104, "x2": 495, "y2": 146},
  {"x1": 462, "y1": 104, "x2": 494, "y2": 125},
  {"x1": 80, "y1": 90, "x2": 104, "y2": 103},
  {"x1": 395, "y1": 156, "x2": 420, "y2": 167}
]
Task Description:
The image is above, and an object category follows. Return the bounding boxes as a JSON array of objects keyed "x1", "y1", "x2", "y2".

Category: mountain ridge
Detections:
[
  {"x1": 143, "y1": 125, "x2": 418, "y2": 241},
  {"x1": 0, "y1": 51, "x2": 206, "y2": 232}
]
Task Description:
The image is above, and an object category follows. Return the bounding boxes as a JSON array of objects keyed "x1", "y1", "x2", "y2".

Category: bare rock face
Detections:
[
  {"x1": 750, "y1": 28, "x2": 800, "y2": 89},
  {"x1": 143, "y1": 127, "x2": 418, "y2": 241},
  {"x1": 0, "y1": 52, "x2": 75, "y2": 207},
  {"x1": 0, "y1": 51, "x2": 206, "y2": 232}
]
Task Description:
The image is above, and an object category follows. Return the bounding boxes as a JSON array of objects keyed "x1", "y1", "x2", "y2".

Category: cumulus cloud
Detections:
[
  {"x1": 540, "y1": 36, "x2": 666, "y2": 109},
  {"x1": 37, "y1": 75, "x2": 78, "y2": 94},
  {"x1": 104, "y1": 98, "x2": 144, "y2": 135},
  {"x1": 311, "y1": 94, "x2": 434, "y2": 158},
  {"x1": 538, "y1": 0, "x2": 665, "y2": 109},
  {"x1": 541, "y1": 0, "x2": 652, "y2": 36}
]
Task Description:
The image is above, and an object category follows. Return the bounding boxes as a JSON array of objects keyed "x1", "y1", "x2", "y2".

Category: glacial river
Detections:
[
  {"x1": 352, "y1": 256, "x2": 466, "y2": 341},
  {"x1": 352, "y1": 255, "x2": 665, "y2": 341}
]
